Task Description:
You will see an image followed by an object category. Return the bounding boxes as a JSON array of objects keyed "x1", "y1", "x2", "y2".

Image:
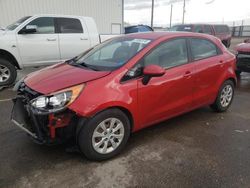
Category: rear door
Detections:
[
  {"x1": 137, "y1": 38, "x2": 195, "y2": 127},
  {"x1": 189, "y1": 37, "x2": 224, "y2": 107},
  {"x1": 56, "y1": 17, "x2": 91, "y2": 60},
  {"x1": 17, "y1": 17, "x2": 60, "y2": 66}
]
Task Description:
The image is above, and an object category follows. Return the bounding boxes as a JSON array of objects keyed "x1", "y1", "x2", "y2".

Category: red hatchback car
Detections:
[{"x1": 12, "y1": 32, "x2": 237, "y2": 161}]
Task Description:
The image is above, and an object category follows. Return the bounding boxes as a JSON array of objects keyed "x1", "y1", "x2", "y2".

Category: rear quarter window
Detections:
[{"x1": 190, "y1": 38, "x2": 220, "y2": 61}]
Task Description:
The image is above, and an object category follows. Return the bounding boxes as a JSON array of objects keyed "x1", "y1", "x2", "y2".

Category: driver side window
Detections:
[
  {"x1": 24, "y1": 17, "x2": 55, "y2": 34},
  {"x1": 143, "y1": 38, "x2": 188, "y2": 69}
]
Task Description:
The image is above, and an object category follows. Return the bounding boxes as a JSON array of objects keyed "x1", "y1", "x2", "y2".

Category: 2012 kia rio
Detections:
[{"x1": 12, "y1": 32, "x2": 237, "y2": 161}]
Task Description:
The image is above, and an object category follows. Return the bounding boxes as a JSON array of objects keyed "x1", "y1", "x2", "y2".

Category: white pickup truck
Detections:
[{"x1": 0, "y1": 14, "x2": 118, "y2": 86}]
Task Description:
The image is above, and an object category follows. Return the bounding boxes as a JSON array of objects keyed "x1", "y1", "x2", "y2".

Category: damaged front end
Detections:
[{"x1": 11, "y1": 82, "x2": 83, "y2": 145}]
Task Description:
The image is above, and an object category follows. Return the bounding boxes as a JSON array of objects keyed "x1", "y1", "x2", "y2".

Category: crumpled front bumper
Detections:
[{"x1": 11, "y1": 96, "x2": 78, "y2": 145}]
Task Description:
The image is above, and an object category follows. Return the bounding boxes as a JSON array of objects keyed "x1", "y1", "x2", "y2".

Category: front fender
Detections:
[{"x1": 68, "y1": 71, "x2": 140, "y2": 131}]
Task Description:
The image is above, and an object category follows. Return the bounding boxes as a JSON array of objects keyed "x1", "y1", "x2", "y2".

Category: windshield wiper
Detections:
[{"x1": 70, "y1": 61, "x2": 99, "y2": 71}]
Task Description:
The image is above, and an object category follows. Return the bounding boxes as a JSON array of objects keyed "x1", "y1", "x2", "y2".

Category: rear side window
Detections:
[
  {"x1": 190, "y1": 38, "x2": 219, "y2": 60},
  {"x1": 214, "y1": 25, "x2": 230, "y2": 34},
  {"x1": 143, "y1": 38, "x2": 188, "y2": 69},
  {"x1": 204, "y1": 25, "x2": 213, "y2": 35},
  {"x1": 27, "y1": 17, "x2": 55, "y2": 34},
  {"x1": 57, "y1": 18, "x2": 83, "y2": 33}
]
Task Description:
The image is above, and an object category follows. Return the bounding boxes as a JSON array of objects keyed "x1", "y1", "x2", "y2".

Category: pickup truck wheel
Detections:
[
  {"x1": 77, "y1": 109, "x2": 130, "y2": 161},
  {"x1": 210, "y1": 80, "x2": 234, "y2": 112},
  {"x1": 0, "y1": 58, "x2": 17, "y2": 86}
]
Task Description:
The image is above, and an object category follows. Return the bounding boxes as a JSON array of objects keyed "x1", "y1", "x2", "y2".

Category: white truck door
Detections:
[
  {"x1": 56, "y1": 17, "x2": 91, "y2": 60},
  {"x1": 17, "y1": 17, "x2": 60, "y2": 66}
]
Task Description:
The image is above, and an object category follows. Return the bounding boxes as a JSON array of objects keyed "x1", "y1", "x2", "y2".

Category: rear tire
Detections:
[
  {"x1": 210, "y1": 80, "x2": 234, "y2": 112},
  {"x1": 77, "y1": 109, "x2": 130, "y2": 161},
  {"x1": 0, "y1": 58, "x2": 17, "y2": 86}
]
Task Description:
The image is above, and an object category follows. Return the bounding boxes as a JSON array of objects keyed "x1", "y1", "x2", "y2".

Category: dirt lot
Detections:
[{"x1": 0, "y1": 38, "x2": 250, "y2": 188}]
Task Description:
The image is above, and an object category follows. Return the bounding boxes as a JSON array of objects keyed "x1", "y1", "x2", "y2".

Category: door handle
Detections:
[
  {"x1": 184, "y1": 71, "x2": 192, "y2": 78},
  {"x1": 47, "y1": 38, "x2": 56, "y2": 41},
  {"x1": 219, "y1": 60, "x2": 224, "y2": 63},
  {"x1": 80, "y1": 38, "x2": 88, "y2": 40}
]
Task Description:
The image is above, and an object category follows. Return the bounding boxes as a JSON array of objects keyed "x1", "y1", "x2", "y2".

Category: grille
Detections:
[
  {"x1": 17, "y1": 82, "x2": 49, "y2": 140},
  {"x1": 18, "y1": 82, "x2": 41, "y2": 102}
]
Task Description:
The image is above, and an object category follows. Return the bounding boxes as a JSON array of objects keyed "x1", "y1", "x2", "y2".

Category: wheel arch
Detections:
[
  {"x1": 75, "y1": 105, "x2": 135, "y2": 146},
  {"x1": 227, "y1": 77, "x2": 237, "y2": 87},
  {"x1": 92, "y1": 106, "x2": 134, "y2": 133},
  {"x1": 0, "y1": 49, "x2": 20, "y2": 69}
]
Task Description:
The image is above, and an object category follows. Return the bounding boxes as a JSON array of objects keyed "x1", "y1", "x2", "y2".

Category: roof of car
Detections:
[
  {"x1": 125, "y1": 25, "x2": 152, "y2": 28},
  {"x1": 124, "y1": 31, "x2": 218, "y2": 41},
  {"x1": 32, "y1": 14, "x2": 93, "y2": 19}
]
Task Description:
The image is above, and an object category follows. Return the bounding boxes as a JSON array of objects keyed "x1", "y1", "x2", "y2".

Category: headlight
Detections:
[{"x1": 30, "y1": 84, "x2": 84, "y2": 114}]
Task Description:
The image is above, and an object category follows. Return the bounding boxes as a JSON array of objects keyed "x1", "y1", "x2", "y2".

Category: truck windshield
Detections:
[
  {"x1": 71, "y1": 37, "x2": 152, "y2": 71},
  {"x1": 6, "y1": 16, "x2": 31, "y2": 30}
]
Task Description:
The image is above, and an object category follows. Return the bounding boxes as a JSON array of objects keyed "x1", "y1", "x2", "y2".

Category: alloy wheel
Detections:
[
  {"x1": 92, "y1": 118, "x2": 125, "y2": 154},
  {"x1": 220, "y1": 84, "x2": 233, "y2": 107},
  {"x1": 0, "y1": 65, "x2": 10, "y2": 83}
]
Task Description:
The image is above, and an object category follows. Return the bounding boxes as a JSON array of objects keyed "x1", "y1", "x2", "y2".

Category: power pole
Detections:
[
  {"x1": 170, "y1": 4, "x2": 173, "y2": 28},
  {"x1": 122, "y1": 0, "x2": 124, "y2": 34},
  {"x1": 151, "y1": 0, "x2": 154, "y2": 28},
  {"x1": 182, "y1": 0, "x2": 186, "y2": 24}
]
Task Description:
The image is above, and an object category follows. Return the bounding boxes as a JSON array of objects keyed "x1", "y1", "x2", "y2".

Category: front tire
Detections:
[
  {"x1": 210, "y1": 80, "x2": 234, "y2": 112},
  {"x1": 77, "y1": 109, "x2": 131, "y2": 161},
  {"x1": 0, "y1": 58, "x2": 17, "y2": 86}
]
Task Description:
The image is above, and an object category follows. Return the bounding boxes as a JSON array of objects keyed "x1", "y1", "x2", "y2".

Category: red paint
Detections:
[
  {"x1": 48, "y1": 113, "x2": 72, "y2": 139},
  {"x1": 143, "y1": 64, "x2": 165, "y2": 77},
  {"x1": 235, "y1": 42, "x2": 250, "y2": 53},
  {"x1": 24, "y1": 32, "x2": 237, "y2": 133},
  {"x1": 24, "y1": 63, "x2": 110, "y2": 94}
]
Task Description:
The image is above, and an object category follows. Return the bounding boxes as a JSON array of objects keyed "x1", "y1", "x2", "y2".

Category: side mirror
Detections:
[
  {"x1": 19, "y1": 25, "x2": 37, "y2": 34},
  {"x1": 142, "y1": 65, "x2": 165, "y2": 85}
]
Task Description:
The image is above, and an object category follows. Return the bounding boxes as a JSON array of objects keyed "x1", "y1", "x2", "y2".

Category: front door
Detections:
[
  {"x1": 137, "y1": 38, "x2": 195, "y2": 128},
  {"x1": 17, "y1": 17, "x2": 60, "y2": 66}
]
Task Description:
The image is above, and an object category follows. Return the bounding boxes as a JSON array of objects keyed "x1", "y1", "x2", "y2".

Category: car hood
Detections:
[
  {"x1": 24, "y1": 63, "x2": 111, "y2": 94},
  {"x1": 235, "y1": 43, "x2": 250, "y2": 53}
]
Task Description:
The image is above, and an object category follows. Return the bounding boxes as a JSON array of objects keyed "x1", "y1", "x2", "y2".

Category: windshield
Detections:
[
  {"x1": 170, "y1": 25, "x2": 192, "y2": 32},
  {"x1": 71, "y1": 37, "x2": 152, "y2": 71},
  {"x1": 6, "y1": 16, "x2": 31, "y2": 30}
]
